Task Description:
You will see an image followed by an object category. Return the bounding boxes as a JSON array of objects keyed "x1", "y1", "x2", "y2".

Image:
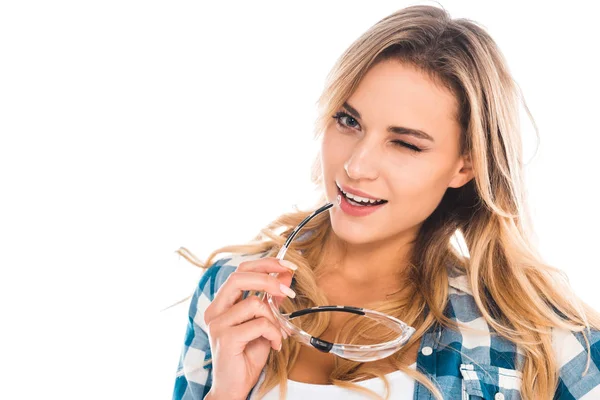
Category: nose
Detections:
[{"x1": 343, "y1": 139, "x2": 381, "y2": 181}]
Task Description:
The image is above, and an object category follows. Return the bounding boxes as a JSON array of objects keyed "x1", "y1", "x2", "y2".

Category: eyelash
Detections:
[{"x1": 331, "y1": 111, "x2": 423, "y2": 153}]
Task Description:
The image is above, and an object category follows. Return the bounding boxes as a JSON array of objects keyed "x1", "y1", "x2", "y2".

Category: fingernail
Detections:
[
  {"x1": 281, "y1": 328, "x2": 288, "y2": 340},
  {"x1": 278, "y1": 342, "x2": 283, "y2": 351},
  {"x1": 279, "y1": 283, "x2": 296, "y2": 298},
  {"x1": 278, "y1": 259, "x2": 298, "y2": 271}
]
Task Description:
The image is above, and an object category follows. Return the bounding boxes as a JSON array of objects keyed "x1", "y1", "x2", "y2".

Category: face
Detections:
[{"x1": 321, "y1": 60, "x2": 474, "y2": 246}]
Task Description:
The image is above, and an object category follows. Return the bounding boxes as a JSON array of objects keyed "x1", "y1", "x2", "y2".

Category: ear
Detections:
[{"x1": 448, "y1": 154, "x2": 474, "y2": 189}]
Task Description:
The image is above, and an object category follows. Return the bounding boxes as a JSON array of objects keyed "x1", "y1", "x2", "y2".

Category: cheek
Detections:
[
  {"x1": 389, "y1": 164, "x2": 452, "y2": 203},
  {"x1": 321, "y1": 129, "x2": 347, "y2": 168}
]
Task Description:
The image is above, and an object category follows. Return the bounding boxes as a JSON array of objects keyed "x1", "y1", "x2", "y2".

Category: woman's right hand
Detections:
[{"x1": 203, "y1": 257, "x2": 299, "y2": 400}]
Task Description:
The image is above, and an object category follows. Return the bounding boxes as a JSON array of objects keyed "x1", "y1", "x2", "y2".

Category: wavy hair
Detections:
[{"x1": 172, "y1": 4, "x2": 600, "y2": 399}]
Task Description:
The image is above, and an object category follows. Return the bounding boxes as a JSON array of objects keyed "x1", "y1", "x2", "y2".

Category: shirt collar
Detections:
[
  {"x1": 448, "y1": 273, "x2": 473, "y2": 295},
  {"x1": 446, "y1": 261, "x2": 473, "y2": 295}
]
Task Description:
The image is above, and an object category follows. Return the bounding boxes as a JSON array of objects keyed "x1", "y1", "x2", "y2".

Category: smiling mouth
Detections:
[{"x1": 336, "y1": 184, "x2": 388, "y2": 206}]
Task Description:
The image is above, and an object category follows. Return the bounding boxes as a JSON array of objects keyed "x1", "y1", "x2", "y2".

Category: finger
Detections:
[
  {"x1": 210, "y1": 295, "x2": 279, "y2": 330},
  {"x1": 205, "y1": 271, "x2": 296, "y2": 324},
  {"x1": 264, "y1": 270, "x2": 294, "y2": 308},
  {"x1": 237, "y1": 257, "x2": 298, "y2": 304},
  {"x1": 236, "y1": 257, "x2": 298, "y2": 274},
  {"x1": 228, "y1": 317, "x2": 283, "y2": 351}
]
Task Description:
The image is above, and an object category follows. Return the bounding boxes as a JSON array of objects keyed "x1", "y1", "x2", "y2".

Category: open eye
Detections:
[{"x1": 332, "y1": 111, "x2": 360, "y2": 130}]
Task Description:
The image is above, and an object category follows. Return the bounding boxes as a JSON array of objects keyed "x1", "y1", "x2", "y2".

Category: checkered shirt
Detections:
[{"x1": 172, "y1": 252, "x2": 600, "y2": 400}]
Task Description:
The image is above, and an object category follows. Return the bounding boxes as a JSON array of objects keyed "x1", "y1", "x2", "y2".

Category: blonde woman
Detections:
[{"x1": 172, "y1": 4, "x2": 600, "y2": 400}]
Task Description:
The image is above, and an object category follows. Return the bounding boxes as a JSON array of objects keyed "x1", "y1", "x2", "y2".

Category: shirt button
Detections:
[
  {"x1": 494, "y1": 393, "x2": 504, "y2": 400},
  {"x1": 421, "y1": 346, "x2": 433, "y2": 356}
]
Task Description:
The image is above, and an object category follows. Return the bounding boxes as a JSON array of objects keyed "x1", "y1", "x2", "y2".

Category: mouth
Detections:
[{"x1": 336, "y1": 183, "x2": 388, "y2": 207}]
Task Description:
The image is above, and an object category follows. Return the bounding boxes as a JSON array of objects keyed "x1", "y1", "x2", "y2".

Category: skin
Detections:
[{"x1": 319, "y1": 59, "x2": 474, "y2": 296}]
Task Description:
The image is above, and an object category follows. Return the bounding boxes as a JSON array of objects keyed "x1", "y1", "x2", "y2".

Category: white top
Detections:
[{"x1": 249, "y1": 362, "x2": 417, "y2": 399}]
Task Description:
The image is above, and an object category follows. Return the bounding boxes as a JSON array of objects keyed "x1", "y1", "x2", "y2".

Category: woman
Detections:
[{"x1": 172, "y1": 4, "x2": 600, "y2": 400}]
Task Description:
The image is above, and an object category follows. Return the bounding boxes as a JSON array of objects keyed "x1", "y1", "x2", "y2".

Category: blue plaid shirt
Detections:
[{"x1": 173, "y1": 251, "x2": 600, "y2": 399}]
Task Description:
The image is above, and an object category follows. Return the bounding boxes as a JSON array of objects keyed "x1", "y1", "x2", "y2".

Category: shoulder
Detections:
[
  {"x1": 552, "y1": 325, "x2": 600, "y2": 399},
  {"x1": 446, "y1": 264, "x2": 600, "y2": 398}
]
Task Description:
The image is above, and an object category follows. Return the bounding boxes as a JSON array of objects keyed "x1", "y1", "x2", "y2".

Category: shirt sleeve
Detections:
[
  {"x1": 552, "y1": 326, "x2": 600, "y2": 399},
  {"x1": 172, "y1": 259, "x2": 230, "y2": 400}
]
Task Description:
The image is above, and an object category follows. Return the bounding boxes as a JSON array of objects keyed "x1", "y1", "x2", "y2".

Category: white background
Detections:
[{"x1": 1, "y1": 1, "x2": 598, "y2": 399}]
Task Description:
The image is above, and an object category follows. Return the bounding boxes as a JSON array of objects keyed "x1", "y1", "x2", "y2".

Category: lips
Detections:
[
  {"x1": 336, "y1": 182, "x2": 387, "y2": 203},
  {"x1": 336, "y1": 185, "x2": 387, "y2": 216}
]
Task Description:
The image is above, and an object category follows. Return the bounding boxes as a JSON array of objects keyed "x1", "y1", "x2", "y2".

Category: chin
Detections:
[{"x1": 329, "y1": 211, "x2": 379, "y2": 244}]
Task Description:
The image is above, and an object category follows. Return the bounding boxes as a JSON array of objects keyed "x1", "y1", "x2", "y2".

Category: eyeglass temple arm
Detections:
[{"x1": 259, "y1": 202, "x2": 335, "y2": 302}]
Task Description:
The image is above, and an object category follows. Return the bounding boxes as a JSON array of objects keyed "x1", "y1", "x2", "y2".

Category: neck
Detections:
[{"x1": 320, "y1": 224, "x2": 421, "y2": 289}]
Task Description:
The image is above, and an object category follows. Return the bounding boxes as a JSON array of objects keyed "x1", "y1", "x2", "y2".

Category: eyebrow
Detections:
[{"x1": 342, "y1": 101, "x2": 435, "y2": 142}]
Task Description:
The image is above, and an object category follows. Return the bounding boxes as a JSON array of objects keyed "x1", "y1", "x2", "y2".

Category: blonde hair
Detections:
[{"x1": 173, "y1": 4, "x2": 600, "y2": 399}]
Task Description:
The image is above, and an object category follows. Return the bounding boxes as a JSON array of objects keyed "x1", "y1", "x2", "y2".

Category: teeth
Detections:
[{"x1": 338, "y1": 184, "x2": 384, "y2": 204}]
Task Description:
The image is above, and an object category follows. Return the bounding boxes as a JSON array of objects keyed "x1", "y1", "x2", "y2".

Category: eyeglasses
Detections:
[{"x1": 259, "y1": 200, "x2": 416, "y2": 362}]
